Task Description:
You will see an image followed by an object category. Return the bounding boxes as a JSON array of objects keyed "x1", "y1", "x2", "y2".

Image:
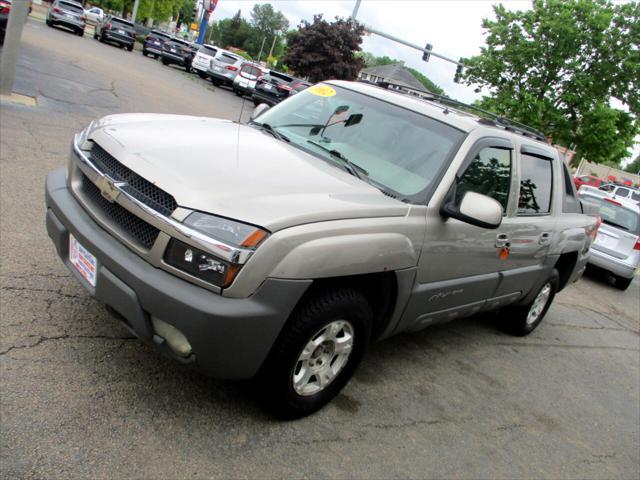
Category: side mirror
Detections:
[
  {"x1": 441, "y1": 191, "x2": 503, "y2": 229},
  {"x1": 251, "y1": 103, "x2": 270, "y2": 121}
]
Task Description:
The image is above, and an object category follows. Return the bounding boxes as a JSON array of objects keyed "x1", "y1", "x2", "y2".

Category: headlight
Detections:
[
  {"x1": 164, "y1": 213, "x2": 268, "y2": 288},
  {"x1": 183, "y1": 212, "x2": 268, "y2": 248}
]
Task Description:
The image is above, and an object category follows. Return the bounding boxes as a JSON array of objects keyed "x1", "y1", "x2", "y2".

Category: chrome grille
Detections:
[
  {"x1": 89, "y1": 143, "x2": 178, "y2": 216},
  {"x1": 79, "y1": 173, "x2": 160, "y2": 250}
]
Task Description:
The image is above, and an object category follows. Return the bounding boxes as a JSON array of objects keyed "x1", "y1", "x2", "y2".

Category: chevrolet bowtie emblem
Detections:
[{"x1": 96, "y1": 175, "x2": 125, "y2": 203}]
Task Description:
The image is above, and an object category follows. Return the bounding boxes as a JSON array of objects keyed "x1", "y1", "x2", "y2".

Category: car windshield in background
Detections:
[
  {"x1": 60, "y1": 1, "x2": 83, "y2": 12},
  {"x1": 199, "y1": 45, "x2": 217, "y2": 55},
  {"x1": 270, "y1": 72, "x2": 293, "y2": 83},
  {"x1": 255, "y1": 83, "x2": 464, "y2": 201},
  {"x1": 582, "y1": 196, "x2": 639, "y2": 234},
  {"x1": 218, "y1": 54, "x2": 239, "y2": 64},
  {"x1": 112, "y1": 18, "x2": 134, "y2": 28},
  {"x1": 151, "y1": 31, "x2": 171, "y2": 39}
]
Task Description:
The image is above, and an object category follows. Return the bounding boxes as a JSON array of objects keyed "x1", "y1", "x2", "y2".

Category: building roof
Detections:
[{"x1": 360, "y1": 63, "x2": 429, "y2": 93}]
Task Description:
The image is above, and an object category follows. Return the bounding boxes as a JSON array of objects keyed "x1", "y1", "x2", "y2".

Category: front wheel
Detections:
[
  {"x1": 258, "y1": 288, "x2": 372, "y2": 419},
  {"x1": 500, "y1": 269, "x2": 559, "y2": 336}
]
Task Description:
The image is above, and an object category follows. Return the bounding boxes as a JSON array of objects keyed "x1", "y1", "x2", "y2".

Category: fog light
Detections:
[{"x1": 151, "y1": 317, "x2": 192, "y2": 357}]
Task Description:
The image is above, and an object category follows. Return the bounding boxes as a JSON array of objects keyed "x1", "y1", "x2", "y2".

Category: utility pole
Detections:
[
  {"x1": 131, "y1": 0, "x2": 140, "y2": 22},
  {"x1": 257, "y1": 36, "x2": 266, "y2": 62},
  {"x1": 0, "y1": 0, "x2": 30, "y2": 96},
  {"x1": 267, "y1": 35, "x2": 277, "y2": 60},
  {"x1": 352, "y1": 0, "x2": 362, "y2": 20}
]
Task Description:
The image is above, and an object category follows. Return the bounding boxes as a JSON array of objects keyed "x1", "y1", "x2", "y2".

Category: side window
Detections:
[
  {"x1": 518, "y1": 153, "x2": 553, "y2": 215},
  {"x1": 561, "y1": 162, "x2": 581, "y2": 213},
  {"x1": 454, "y1": 147, "x2": 512, "y2": 211},
  {"x1": 615, "y1": 187, "x2": 630, "y2": 198}
]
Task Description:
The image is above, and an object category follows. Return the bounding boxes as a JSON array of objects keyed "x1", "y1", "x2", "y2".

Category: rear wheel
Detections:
[
  {"x1": 46, "y1": 19, "x2": 53, "y2": 27},
  {"x1": 142, "y1": 50, "x2": 147, "y2": 57},
  {"x1": 500, "y1": 269, "x2": 559, "y2": 336},
  {"x1": 99, "y1": 34, "x2": 105, "y2": 43},
  {"x1": 77, "y1": 29, "x2": 84, "y2": 37},
  {"x1": 235, "y1": 89, "x2": 243, "y2": 97},
  {"x1": 93, "y1": 30, "x2": 98, "y2": 39},
  {"x1": 127, "y1": 44, "x2": 133, "y2": 52},
  {"x1": 211, "y1": 78, "x2": 221, "y2": 86},
  {"x1": 197, "y1": 71, "x2": 207, "y2": 79},
  {"x1": 258, "y1": 288, "x2": 372, "y2": 419},
  {"x1": 614, "y1": 275, "x2": 633, "y2": 291},
  {"x1": 162, "y1": 58, "x2": 169, "y2": 65}
]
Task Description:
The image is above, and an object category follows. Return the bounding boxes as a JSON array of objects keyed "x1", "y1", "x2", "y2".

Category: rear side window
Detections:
[
  {"x1": 632, "y1": 191, "x2": 640, "y2": 202},
  {"x1": 518, "y1": 154, "x2": 553, "y2": 215},
  {"x1": 455, "y1": 147, "x2": 512, "y2": 211},
  {"x1": 615, "y1": 187, "x2": 630, "y2": 198},
  {"x1": 561, "y1": 162, "x2": 581, "y2": 213}
]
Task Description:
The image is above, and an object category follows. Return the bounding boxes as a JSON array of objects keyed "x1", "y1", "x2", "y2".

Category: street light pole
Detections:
[
  {"x1": 0, "y1": 0, "x2": 30, "y2": 96},
  {"x1": 131, "y1": 0, "x2": 140, "y2": 22},
  {"x1": 352, "y1": 0, "x2": 362, "y2": 20}
]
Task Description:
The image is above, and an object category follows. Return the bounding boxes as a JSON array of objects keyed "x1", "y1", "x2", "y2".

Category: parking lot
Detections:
[{"x1": 1, "y1": 18, "x2": 639, "y2": 479}]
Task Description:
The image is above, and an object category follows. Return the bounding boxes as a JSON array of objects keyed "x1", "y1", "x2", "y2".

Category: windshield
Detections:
[
  {"x1": 199, "y1": 45, "x2": 217, "y2": 56},
  {"x1": 254, "y1": 83, "x2": 464, "y2": 201},
  {"x1": 60, "y1": 1, "x2": 83, "y2": 12},
  {"x1": 582, "y1": 196, "x2": 639, "y2": 234},
  {"x1": 112, "y1": 18, "x2": 134, "y2": 28}
]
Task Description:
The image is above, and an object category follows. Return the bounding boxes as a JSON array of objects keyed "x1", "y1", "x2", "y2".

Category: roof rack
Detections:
[{"x1": 371, "y1": 80, "x2": 548, "y2": 143}]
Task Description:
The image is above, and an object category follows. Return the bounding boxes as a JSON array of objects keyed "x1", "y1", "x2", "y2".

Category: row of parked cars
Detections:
[{"x1": 45, "y1": 0, "x2": 311, "y2": 106}]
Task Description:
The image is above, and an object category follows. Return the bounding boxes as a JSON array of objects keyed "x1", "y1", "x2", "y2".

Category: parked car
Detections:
[
  {"x1": 251, "y1": 71, "x2": 298, "y2": 106},
  {"x1": 142, "y1": 29, "x2": 171, "y2": 58},
  {"x1": 579, "y1": 191, "x2": 639, "y2": 290},
  {"x1": 160, "y1": 37, "x2": 195, "y2": 72},
  {"x1": 606, "y1": 185, "x2": 640, "y2": 205},
  {"x1": 45, "y1": 80, "x2": 597, "y2": 418},
  {"x1": 0, "y1": 0, "x2": 12, "y2": 45},
  {"x1": 84, "y1": 6, "x2": 103, "y2": 25},
  {"x1": 574, "y1": 175, "x2": 603, "y2": 190},
  {"x1": 207, "y1": 49, "x2": 243, "y2": 86},
  {"x1": 94, "y1": 15, "x2": 136, "y2": 50},
  {"x1": 191, "y1": 44, "x2": 218, "y2": 79},
  {"x1": 232, "y1": 62, "x2": 268, "y2": 97},
  {"x1": 46, "y1": 0, "x2": 86, "y2": 37}
]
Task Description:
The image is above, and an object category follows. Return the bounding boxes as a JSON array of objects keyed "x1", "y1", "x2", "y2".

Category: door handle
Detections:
[
  {"x1": 539, "y1": 232, "x2": 551, "y2": 245},
  {"x1": 495, "y1": 233, "x2": 510, "y2": 248}
]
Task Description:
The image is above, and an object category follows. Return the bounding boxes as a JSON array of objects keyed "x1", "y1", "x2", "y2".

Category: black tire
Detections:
[
  {"x1": 93, "y1": 31, "x2": 98, "y2": 40},
  {"x1": 78, "y1": 29, "x2": 84, "y2": 37},
  {"x1": 614, "y1": 275, "x2": 633, "y2": 291},
  {"x1": 185, "y1": 64, "x2": 191, "y2": 73},
  {"x1": 500, "y1": 269, "x2": 559, "y2": 336},
  {"x1": 258, "y1": 288, "x2": 372, "y2": 419},
  {"x1": 197, "y1": 71, "x2": 207, "y2": 79},
  {"x1": 162, "y1": 58, "x2": 169, "y2": 65},
  {"x1": 127, "y1": 44, "x2": 133, "y2": 52},
  {"x1": 142, "y1": 50, "x2": 147, "y2": 57},
  {"x1": 211, "y1": 79, "x2": 221, "y2": 86},
  {"x1": 99, "y1": 34, "x2": 105, "y2": 43},
  {"x1": 46, "y1": 20, "x2": 53, "y2": 27},
  {"x1": 235, "y1": 89, "x2": 243, "y2": 97},
  {"x1": 253, "y1": 99, "x2": 260, "y2": 106}
]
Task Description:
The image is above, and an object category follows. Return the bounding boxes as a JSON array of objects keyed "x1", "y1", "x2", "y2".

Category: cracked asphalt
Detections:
[{"x1": 1, "y1": 18, "x2": 639, "y2": 480}]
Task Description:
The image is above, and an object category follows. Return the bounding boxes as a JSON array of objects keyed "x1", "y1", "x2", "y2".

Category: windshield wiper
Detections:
[
  {"x1": 251, "y1": 121, "x2": 290, "y2": 142},
  {"x1": 306, "y1": 140, "x2": 368, "y2": 180}
]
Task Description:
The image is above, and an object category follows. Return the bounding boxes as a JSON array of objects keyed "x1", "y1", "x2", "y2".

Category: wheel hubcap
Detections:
[
  {"x1": 292, "y1": 320, "x2": 354, "y2": 396},
  {"x1": 527, "y1": 283, "x2": 552, "y2": 325}
]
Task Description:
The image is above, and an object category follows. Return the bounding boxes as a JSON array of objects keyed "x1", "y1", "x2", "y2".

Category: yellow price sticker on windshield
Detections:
[{"x1": 308, "y1": 85, "x2": 336, "y2": 97}]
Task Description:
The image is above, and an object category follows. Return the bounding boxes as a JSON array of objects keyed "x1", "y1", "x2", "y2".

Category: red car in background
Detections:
[{"x1": 574, "y1": 175, "x2": 604, "y2": 190}]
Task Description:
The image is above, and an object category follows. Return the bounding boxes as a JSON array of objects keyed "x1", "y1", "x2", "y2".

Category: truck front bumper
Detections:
[{"x1": 45, "y1": 169, "x2": 311, "y2": 379}]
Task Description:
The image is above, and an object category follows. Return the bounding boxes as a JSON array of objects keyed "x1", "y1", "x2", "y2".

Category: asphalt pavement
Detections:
[{"x1": 1, "y1": 18, "x2": 639, "y2": 480}]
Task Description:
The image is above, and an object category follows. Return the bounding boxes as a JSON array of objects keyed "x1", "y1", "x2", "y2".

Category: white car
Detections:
[
  {"x1": 191, "y1": 44, "x2": 218, "y2": 79},
  {"x1": 84, "y1": 6, "x2": 103, "y2": 25},
  {"x1": 579, "y1": 190, "x2": 640, "y2": 290},
  {"x1": 232, "y1": 62, "x2": 268, "y2": 97}
]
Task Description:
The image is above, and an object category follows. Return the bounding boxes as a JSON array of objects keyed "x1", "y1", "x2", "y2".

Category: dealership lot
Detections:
[{"x1": 1, "y1": 19, "x2": 639, "y2": 479}]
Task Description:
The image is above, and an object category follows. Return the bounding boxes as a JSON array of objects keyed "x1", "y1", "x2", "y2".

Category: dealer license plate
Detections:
[
  {"x1": 69, "y1": 234, "x2": 97, "y2": 287},
  {"x1": 264, "y1": 84, "x2": 272, "y2": 90}
]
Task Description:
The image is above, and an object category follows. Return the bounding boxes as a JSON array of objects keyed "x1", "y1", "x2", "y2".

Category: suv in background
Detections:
[
  {"x1": 191, "y1": 44, "x2": 218, "y2": 79},
  {"x1": 207, "y1": 49, "x2": 243, "y2": 87},
  {"x1": 160, "y1": 37, "x2": 195, "y2": 72},
  {"x1": 142, "y1": 29, "x2": 171, "y2": 58},
  {"x1": 45, "y1": 81, "x2": 597, "y2": 418},
  {"x1": 579, "y1": 191, "x2": 639, "y2": 290},
  {"x1": 606, "y1": 185, "x2": 640, "y2": 205},
  {"x1": 46, "y1": 0, "x2": 86, "y2": 37},
  {"x1": 252, "y1": 71, "x2": 299, "y2": 106},
  {"x1": 95, "y1": 15, "x2": 136, "y2": 50},
  {"x1": 232, "y1": 62, "x2": 268, "y2": 97}
]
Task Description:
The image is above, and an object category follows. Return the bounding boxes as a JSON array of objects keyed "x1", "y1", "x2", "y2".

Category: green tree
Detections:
[
  {"x1": 462, "y1": 0, "x2": 639, "y2": 165},
  {"x1": 284, "y1": 15, "x2": 365, "y2": 81}
]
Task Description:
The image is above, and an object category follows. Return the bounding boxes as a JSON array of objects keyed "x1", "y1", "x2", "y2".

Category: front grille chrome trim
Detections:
[{"x1": 72, "y1": 134, "x2": 255, "y2": 265}]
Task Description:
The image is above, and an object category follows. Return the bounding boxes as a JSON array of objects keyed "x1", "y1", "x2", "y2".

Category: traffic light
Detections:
[
  {"x1": 422, "y1": 43, "x2": 433, "y2": 62},
  {"x1": 453, "y1": 58, "x2": 464, "y2": 83},
  {"x1": 192, "y1": 5, "x2": 199, "y2": 22}
]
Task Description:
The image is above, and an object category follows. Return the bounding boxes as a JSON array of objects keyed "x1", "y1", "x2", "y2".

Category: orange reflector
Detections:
[
  {"x1": 241, "y1": 229, "x2": 268, "y2": 248},
  {"x1": 222, "y1": 264, "x2": 241, "y2": 288}
]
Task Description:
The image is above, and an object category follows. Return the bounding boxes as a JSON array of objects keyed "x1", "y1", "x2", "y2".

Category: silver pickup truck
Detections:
[{"x1": 45, "y1": 81, "x2": 597, "y2": 417}]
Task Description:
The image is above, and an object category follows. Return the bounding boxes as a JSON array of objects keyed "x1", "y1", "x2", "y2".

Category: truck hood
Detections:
[{"x1": 87, "y1": 114, "x2": 410, "y2": 231}]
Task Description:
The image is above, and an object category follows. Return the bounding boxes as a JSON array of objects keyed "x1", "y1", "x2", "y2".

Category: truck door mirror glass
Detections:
[
  {"x1": 441, "y1": 191, "x2": 503, "y2": 229},
  {"x1": 251, "y1": 103, "x2": 270, "y2": 121}
]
